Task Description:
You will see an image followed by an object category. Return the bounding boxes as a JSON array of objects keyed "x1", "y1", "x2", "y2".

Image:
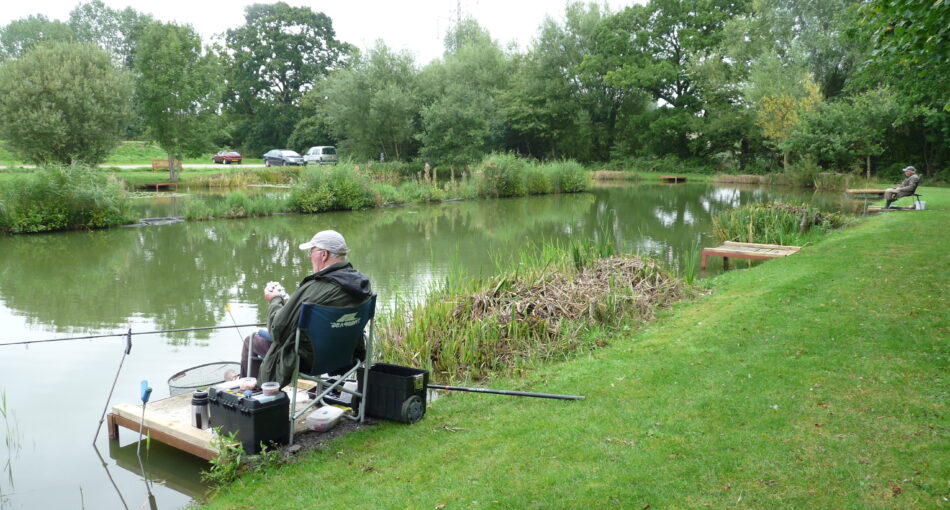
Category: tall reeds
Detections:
[
  {"x1": 711, "y1": 202, "x2": 847, "y2": 245},
  {"x1": 0, "y1": 165, "x2": 132, "y2": 233},
  {"x1": 378, "y1": 240, "x2": 685, "y2": 382}
]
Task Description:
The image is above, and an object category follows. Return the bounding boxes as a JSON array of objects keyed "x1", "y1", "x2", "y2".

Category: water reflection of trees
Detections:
[
  {"x1": 0, "y1": 194, "x2": 595, "y2": 342},
  {"x1": 0, "y1": 185, "x2": 845, "y2": 342}
]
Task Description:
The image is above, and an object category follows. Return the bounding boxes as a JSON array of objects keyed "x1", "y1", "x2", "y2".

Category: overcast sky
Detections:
[{"x1": 1, "y1": 0, "x2": 636, "y2": 65}]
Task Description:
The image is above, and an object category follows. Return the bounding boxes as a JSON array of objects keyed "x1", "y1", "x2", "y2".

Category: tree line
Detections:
[{"x1": 0, "y1": 0, "x2": 946, "y2": 179}]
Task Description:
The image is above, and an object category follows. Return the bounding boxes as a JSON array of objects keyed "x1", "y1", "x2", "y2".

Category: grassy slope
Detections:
[{"x1": 203, "y1": 187, "x2": 948, "y2": 510}]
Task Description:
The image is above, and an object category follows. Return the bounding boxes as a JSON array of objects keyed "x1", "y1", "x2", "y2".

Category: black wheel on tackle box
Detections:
[{"x1": 401, "y1": 395, "x2": 425, "y2": 423}]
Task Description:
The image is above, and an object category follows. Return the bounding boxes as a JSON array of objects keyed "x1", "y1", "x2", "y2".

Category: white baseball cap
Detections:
[{"x1": 299, "y1": 230, "x2": 348, "y2": 255}]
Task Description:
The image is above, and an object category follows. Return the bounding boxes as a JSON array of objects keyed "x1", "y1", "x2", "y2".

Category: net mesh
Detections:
[{"x1": 168, "y1": 361, "x2": 240, "y2": 397}]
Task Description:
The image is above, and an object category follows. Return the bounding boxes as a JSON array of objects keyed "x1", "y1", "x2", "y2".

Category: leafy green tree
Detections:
[
  {"x1": 858, "y1": 0, "x2": 949, "y2": 111},
  {"x1": 68, "y1": 0, "x2": 154, "y2": 70},
  {"x1": 601, "y1": 0, "x2": 751, "y2": 160},
  {"x1": 0, "y1": 41, "x2": 132, "y2": 165},
  {"x1": 224, "y1": 2, "x2": 353, "y2": 154},
  {"x1": 135, "y1": 22, "x2": 221, "y2": 182},
  {"x1": 417, "y1": 19, "x2": 510, "y2": 167},
  {"x1": 300, "y1": 41, "x2": 420, "y2": 160},
  {"x1": 0, "y1": 15, "x2": 75, "y2": 62}
]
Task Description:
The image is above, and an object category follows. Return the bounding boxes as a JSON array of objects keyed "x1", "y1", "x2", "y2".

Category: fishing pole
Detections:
[
  {"x1": 93, "y1": 329, "x2": 133, "y2": 445},
  {"x1": 0, "y1": 322, "x2": 266, "y2": 348},
  {"x1": 224, "y1": 304, "x2": 251, "y2": 376},
  {"x1": 428, "y1": 384, "x2": 585, "y2": 401}
]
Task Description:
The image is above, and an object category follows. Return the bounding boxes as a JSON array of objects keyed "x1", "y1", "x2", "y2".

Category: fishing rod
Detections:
[
  {"x1": 428, "y1": 384, "x2": 585, "y2": 401},
  {"x1": 0, "y1": 322, "x2": 266, "y2": 348}
]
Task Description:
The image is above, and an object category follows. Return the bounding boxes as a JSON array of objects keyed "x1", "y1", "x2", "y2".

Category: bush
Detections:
[
  {"x1": 524, "y1": 164, "x2": 552, "y2": 195},
  {"x1": 0, "y1": 166, "x2": 132, "y2": 233},
  {"x1": 289, "y1": 163, "x2": 378, "y2": 213},
  {"x1": 545, "y1": 160, "x2": 588, "y2": 193},
  {"x1": 475, "y1": 153, "x2": 528, "y2": 197}
]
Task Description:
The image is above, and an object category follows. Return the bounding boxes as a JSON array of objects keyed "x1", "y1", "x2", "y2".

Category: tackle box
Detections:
[
  {"x1": 365, "y1": 363, "x2": 429, "y2": 424},
  {"x1": 207, "y1": 387, "x2": 289, "y2": 454}
]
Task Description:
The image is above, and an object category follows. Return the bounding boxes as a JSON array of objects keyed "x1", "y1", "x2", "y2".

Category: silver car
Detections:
[{"x1": 303, "y1": 146, "x2": 338, "y2": 165}]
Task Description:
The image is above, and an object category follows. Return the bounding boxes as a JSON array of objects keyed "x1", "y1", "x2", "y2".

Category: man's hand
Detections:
[{"x1": 264, "y1": 281, "x2": 287, "y2": 303}]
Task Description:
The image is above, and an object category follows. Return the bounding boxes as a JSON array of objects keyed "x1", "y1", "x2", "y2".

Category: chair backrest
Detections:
[{"x1": 296, "y1": 295, "x2": 376, "y2": 376}]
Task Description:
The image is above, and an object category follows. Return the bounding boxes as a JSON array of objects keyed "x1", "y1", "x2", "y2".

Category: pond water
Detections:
[{"x1": 0, "y1": 182, "x2": 863, "y2": 509}]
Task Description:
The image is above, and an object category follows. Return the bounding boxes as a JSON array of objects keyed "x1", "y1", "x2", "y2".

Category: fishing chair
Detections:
[{"x1": 289, "y1": 295, "x2": 377, "y2": 443}]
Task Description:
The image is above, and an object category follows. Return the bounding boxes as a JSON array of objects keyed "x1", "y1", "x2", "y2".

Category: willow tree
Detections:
[
  {"x1": 135, "y1": 22, "x2": 221, "y2": 182},
  {"x1": 0, "y1": 41, "x2": 131, "y2": 165}
]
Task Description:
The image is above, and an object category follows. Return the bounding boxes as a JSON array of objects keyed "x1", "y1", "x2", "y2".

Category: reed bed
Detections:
[
  {"x1": 187, "y1": 168, "x2": 299, "y2": 188},
  {"x1": 711, "y1": 202, "x2": 848, "y2": 245},
  {"x1": 590, "y1": 170, "x2": 637, "y2": 181},
  {"x1": 0, "y1": 165, "x2": 132, "y2": 233},
  {"x1": 378, "y1": 242, "x2": 686, "y2": 382},
  {"x1": 711, "y1": 174, "x2": 771, "y2": 185}
]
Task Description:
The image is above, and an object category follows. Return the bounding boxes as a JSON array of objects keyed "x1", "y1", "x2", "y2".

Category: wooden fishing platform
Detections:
[
  {"x1": 135, "y1": 182, "x2": 179, "y2": 192},
  {"x1": 846, "y1": 188, "x2": 885, "y2": 196},
  {"x1": 867, "y1": 205, "x2": 916, "y2": 212},
  {"x1": 659, "y1": 175, "x2": 687, "y2": 183},
  {"x1": 701, "y1": 241, "x2": 802, "y2": 269},
  {"x1": 107, "y1": 381, "x2": 317, "y2": 460}
]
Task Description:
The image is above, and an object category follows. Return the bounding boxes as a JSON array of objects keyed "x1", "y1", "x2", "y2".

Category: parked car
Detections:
[
  {"x1": 212, "y1": 150, "x2": 242, "y2": 164},
  {"x1": 303, "y1": 146, "x2": 337, "y2": 165},
  {"x1": 263, "y1": 149, "x2": 304, "y2": 166}
]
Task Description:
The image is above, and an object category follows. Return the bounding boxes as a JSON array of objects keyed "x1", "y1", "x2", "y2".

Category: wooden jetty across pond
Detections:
[
  {"x1": 107, "y1": 381, "x2": 317, "y2": 460},
  {"x1": 659, "y1": 175, "x2": 687, "y2": 183},
  {"x1": 846, "y1": 188, "x2": 885, "y2": 196},
  {"x1": 701, "y1": 241, "x2": 802, "y2": 269}
]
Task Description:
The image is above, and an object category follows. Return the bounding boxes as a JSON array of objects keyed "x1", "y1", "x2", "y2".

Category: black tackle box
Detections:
[
  {"x1": 365, "y1": 363, "x2": 429, "y2": 424},
  {"x1": 208, "y1": 387, "x2": 289, "y2": 454}
]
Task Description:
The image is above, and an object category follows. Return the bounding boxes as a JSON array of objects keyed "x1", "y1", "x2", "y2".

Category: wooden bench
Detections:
[
  {"x1": 701, "y1": 241, "x2": 801, "y2": 269},
  {"x1": 659, "y1": 175, "x2": 687, "y2": 183},
  {"x1": 151, "y1": 159, "x2": 182, "y2": 172}
]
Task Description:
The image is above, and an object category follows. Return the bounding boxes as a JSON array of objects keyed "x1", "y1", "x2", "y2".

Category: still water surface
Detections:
[{"x1": 0, "y1": 183, "x2": 860, "y2": 508}]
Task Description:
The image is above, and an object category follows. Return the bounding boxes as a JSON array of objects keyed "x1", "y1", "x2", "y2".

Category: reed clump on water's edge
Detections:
[
  {"x1": 378, "y1": 240, "x2": 687, "y2": 382},
  {"x1": 711, "y1": 202, "x2": 850, "y2": 246}
]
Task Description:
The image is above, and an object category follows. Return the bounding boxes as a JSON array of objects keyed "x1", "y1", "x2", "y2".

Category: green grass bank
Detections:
[{"x1": 201, "y1": 187, "x2": 948, "y2": 509}]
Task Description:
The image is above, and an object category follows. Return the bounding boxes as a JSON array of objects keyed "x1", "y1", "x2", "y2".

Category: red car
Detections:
[{"x1": 212, "y1": 151, "x2": 242, "y2": 164}]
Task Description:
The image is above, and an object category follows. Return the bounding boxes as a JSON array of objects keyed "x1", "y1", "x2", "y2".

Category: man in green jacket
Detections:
[
  {"x1": 259, "y1": 230, "x2": 373, "y2": 387},
  {"x1": 884, "y1": 166, "x2": 921, "y2": 209}
]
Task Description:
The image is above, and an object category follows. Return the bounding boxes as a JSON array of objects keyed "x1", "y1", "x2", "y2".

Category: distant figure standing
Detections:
[{"x1": 884, "y1": 166, "x2": 920, "y2": 209}]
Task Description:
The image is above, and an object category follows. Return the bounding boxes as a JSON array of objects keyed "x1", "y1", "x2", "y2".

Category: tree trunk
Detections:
[
  {"x1": 866, "y1": 154, "x2": 871, "y2": 180},
  {"x1": 783, "y1": 151, "x2": 789, "y2": 171},
  {"x1": 168, "y1": 153, "x2": 179, "y2": 182}
]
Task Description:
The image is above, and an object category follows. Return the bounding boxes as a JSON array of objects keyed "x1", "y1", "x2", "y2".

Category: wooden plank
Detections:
[
  {"x1": 702, "y1": 248, "x2": 791, "y2": 258},
  {"x1": 867, "y1": 205, "x2": 916, "y2": 212},
  {"x1": 846, "y1": 188, "x2": 886, "y2": 195},
  {"x1": 109, "y1": 412, "x2": 217, "y2": 460},
  {"x1": 722, "y1": 241, "x2": 801, "y2": 251},
  {"x1": 701, "y1": 241, "x2": 802, "y2": 269},
  {"x1": 110, "y1": 381, "x2": 321, "y2": 459},
  {"x1": 659, "y1": 175, "x2": 686, "y2": 182}
]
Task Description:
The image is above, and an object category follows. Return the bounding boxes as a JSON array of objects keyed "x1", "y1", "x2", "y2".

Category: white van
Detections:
[{"x1": 304, "y1": 146, "x2": 338, "y2": 165}]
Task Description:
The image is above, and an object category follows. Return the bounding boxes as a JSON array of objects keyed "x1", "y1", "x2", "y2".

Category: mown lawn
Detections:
[{"x1": 201, "y1": 189, "x2": 948, "y2": 509}]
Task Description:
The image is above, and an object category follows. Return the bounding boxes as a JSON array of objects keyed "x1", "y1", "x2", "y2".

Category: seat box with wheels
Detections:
[
  {"x1": 208, "y1": 387, "x2": 289, "y2": 454},
  {"x1": 366, "y1": 363, "x2": 429, "y2": 423}
]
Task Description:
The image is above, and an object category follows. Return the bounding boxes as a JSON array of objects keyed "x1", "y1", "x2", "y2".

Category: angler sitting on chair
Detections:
[
  {"x1": 883, "y1": 166, "x2": 921, "y2": 209},
  {"x1": 255, "y1": 230, "x2": 373, "y2": 388}
]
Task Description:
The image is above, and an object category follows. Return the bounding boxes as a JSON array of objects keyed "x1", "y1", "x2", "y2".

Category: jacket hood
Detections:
[{"x1": 303, "y1": 262, "x2": 372, "y2": 300}]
